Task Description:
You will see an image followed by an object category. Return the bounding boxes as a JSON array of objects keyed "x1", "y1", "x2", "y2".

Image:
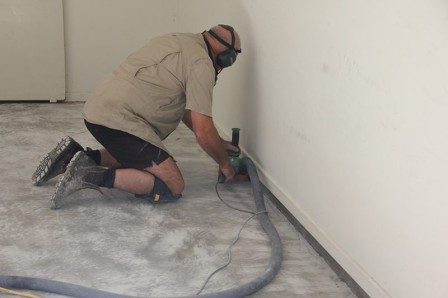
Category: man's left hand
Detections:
[{"x1": 221, "y1": 139, "x2": 240, "y2": 155}]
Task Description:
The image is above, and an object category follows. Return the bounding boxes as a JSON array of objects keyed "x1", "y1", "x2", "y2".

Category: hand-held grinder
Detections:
[{"x1": 218, "y1": 128, "x2": 247, "y2": 183}]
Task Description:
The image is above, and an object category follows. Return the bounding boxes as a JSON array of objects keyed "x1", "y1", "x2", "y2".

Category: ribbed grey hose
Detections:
[{"x1": 0, "y1": 157, "x2": 283, "y2": 298}]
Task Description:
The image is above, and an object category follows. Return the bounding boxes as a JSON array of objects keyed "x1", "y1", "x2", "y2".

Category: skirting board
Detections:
[
  {"x1": 65, "y1": 92, "x2": 89, "y2": 102},
  {"x1": 215, "y1": 123, "x2": 389, "y2": 298}
]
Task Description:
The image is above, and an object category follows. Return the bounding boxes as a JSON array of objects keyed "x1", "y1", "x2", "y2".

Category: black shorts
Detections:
[{"x1": 84, "y1": 120, "x2": 170, "y2": 169}]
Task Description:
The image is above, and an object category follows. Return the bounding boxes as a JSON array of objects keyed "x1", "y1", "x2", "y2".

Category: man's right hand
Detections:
[
  {"x1": 189, "y1": 111, "x2": 249, "y2": 183},
  {"x1": 227, "y1": 174, "x2": 250, "y2": 183},
  {"x1": 219, "y1": 165, "x2": 249, "y2": 183}
]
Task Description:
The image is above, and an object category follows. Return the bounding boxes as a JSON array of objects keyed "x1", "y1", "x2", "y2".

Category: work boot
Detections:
[
  {"x1": 32, "y1": 136, "x2": 84, "y2": 186},
  {"x1": 50, "y1": 151, "x2": 103, "y2": 209}
]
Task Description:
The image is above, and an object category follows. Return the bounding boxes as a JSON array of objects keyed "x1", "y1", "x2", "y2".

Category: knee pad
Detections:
[{"x1": 135, "y1": 177, "x2": 181, "y2": 204}]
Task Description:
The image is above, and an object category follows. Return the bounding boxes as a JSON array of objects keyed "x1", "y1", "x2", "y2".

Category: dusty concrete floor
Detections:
[{"x1": 0, "y1": 103, "x2": 355, "y2": 298}]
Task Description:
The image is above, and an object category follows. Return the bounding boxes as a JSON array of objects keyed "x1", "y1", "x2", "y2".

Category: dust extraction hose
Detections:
[{"x1": 0, "y1": 157, "x2": 283, "y2": 298}]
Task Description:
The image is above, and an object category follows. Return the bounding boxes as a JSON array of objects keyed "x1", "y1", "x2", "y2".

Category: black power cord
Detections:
[{"x1": 196, "y1": 181, "x2": 268, "y2": 295}]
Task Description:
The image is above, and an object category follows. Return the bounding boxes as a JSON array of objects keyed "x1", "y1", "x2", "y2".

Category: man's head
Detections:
[{"x1": 203, "y1": 25, "x2": 241, "y2": 71}]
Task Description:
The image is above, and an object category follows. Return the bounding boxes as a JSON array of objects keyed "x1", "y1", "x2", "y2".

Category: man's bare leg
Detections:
[
  {"x1": 94, "y1": 149, "x2": 162, "y2": 195},
  {"x1": 51, "y1": 153, "x2": 183, "y2": 208},
  {"x1": 56, "y1": 148, "x2": 183, "y2": 197},
  {"x1": 113, "y1": 169, "x2": 155, "y2": 195},
  {"x1": 144, "y1": 157, "x2": 185, "y2": 195},
  {"x1": 107, "y1": 157, "x2": 184, "y2": 196}
]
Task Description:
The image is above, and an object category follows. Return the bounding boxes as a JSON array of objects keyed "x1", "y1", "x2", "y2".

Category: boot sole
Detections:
[
  {"x1": 32, "y1": 136, "x2": 78, "y2": 186},
  {"x1": 50, "y1": 151, "x2": 83, "y2": 209}
]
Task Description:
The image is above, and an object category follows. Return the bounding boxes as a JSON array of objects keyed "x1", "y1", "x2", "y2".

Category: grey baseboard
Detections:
[{"x1": 262, "y1": 185, "x2": 370, "y2": 298}]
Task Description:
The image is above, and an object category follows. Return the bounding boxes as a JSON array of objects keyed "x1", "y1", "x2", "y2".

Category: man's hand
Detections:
[
  {"x1": 219, "y1": 164, "x2": 249, "y2": 183},
  {"x1": 219, "y1": 139, "x2": 247, "y2": 182},
  {"x1": 219, "y1": 164, "x2": 235, "y2": 181},
  {"x1": 221, "y1": 139, "x2": 240, "y2": 155},
  {"x1": 188, "y1": 110, "x2": 248, "y2": 183}
]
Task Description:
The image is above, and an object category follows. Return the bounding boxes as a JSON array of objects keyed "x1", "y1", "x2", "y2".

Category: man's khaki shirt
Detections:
[{"x1": 83, "y1": 33, "x2": 215, "y2": 152}]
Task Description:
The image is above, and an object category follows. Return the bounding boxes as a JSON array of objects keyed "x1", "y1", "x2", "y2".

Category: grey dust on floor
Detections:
[{"x1": 0, "y1": 103, "x2": 355, "y2": 298}]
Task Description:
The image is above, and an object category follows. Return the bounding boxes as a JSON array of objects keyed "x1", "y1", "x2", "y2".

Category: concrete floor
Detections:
[{"x1": 0, "y1": 103, "x2": 355, "y2": 298}]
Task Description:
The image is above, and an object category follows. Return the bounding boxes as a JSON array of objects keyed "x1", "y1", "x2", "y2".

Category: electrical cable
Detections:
[
  {"x1": 214, "y1": 181, "x2": 255, "y2": 214},
  {"x1": 196, "y1": 180, "x2": 269, "y2": 294},
  {"x1": 196, "y1": 210, "x2": 268, "y2": 295}
]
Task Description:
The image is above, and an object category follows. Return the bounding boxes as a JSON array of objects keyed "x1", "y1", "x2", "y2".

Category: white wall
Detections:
[
  {"x1": 177, "y1": 1, "x2": 448, "y2": 297},
  {"x1": 0, "y1": 0, "x2": 65, "y2": 101},
  {"x1": 63, "y1": 0, "x2": 179, "y2": 101},
  {"x1": 62, "y1": 1, "x2": 448, "y2": 297}
]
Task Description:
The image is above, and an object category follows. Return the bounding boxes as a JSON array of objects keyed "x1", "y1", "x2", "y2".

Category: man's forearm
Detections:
[
  {"x1": 183, "y1": 111, "x2": 225, "y2": 141},
  {"x1": 184, "y1": 111, "x2": 228, "y2": 146},
  {"x1": 190, "y1": 110, "x2": 234, "y2": 177},
  {"x1": 196, "y1": 124, "x2": 231, "y2": 170},
  {"x1": 182, "y1": 111, "x2": 194, "y2": 131}
]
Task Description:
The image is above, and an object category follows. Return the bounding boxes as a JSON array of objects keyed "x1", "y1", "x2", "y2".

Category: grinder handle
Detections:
[{"x1": 232, "y1": 128, "x2": 240, "y2": 147}]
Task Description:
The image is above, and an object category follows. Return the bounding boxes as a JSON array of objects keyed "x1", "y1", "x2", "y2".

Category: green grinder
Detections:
[{"x1": 229, "y1": 128, "x2": 247, "y2": 175}]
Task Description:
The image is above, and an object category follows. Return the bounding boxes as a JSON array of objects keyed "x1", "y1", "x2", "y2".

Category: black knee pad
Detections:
[{"x1": 135, "y1": 177, "x2": 181, "y2": 204}]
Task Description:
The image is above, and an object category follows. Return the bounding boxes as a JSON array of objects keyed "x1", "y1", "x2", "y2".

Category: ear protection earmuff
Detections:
[{"x1": 207, "y1": 25, "x2": 241, "y2": 68}]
